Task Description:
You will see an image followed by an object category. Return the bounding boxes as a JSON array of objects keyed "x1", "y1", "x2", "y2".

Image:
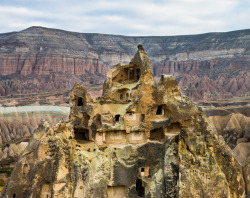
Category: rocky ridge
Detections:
[
  {"x1": 0, "y1": 45, "x2": 246, "y2": 198},
  {"x1": 0, "y1": 27, "x2": 250, "y2": 101}
]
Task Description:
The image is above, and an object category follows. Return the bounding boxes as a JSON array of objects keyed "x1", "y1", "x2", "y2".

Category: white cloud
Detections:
[{"x1": 0, "y1": 0, "x2": 249, "y2": 35}]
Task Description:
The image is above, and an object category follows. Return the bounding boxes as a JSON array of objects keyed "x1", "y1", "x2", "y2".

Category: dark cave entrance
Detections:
[
  {"x1": 156, "y1": 106, "x2": 163, "y2": 115},
  {"x1": 77, "y1": 97, "x2": 83, "y2": 106},
  {"x1": 74, "y1": 128, "x2": 89, "y2": 141},
  {"x1": 115, "y1": 114, "x2": 121, "y2": 122},
  {"x1": 136, "y1": 179, "x2": 145, "y2": 197},
  {"x1": 150, "y1": 128, "x2": 165, "y2": 141}
]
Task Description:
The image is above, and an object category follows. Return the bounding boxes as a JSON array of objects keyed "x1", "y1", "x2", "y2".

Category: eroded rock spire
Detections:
[{"x1": 1, "y1": 45, "x2": 246, "y2": 198}]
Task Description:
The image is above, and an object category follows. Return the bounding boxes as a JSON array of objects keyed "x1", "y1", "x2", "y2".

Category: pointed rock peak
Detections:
[
  {"x1": 137, "y1": 44, "x2": 145, "y2": 51},
  {"x1": 130, "y1": 44, "x2": 152, "y2": 74}
]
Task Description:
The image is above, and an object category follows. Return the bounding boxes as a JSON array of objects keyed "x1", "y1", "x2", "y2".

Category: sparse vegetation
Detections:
[{"x1": 0, "y1": 168, "x2": 14, "y2": 177}]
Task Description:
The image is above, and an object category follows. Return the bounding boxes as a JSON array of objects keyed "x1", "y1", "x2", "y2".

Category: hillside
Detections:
[{"x1": 0, "y1": 26, "x2": 250, "y2": 102}]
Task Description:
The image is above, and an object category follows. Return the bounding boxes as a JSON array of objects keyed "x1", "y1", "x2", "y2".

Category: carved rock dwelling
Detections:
[
  {"x1": 70, "y1": 45, "x2": 182, "y2": 147},
  {"x1": 1, "y1": 45, "x2": 246, "y2": 198}
]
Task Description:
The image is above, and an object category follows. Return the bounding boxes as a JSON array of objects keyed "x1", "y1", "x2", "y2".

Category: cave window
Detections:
[
  {"x1": 156, "y1": 106, "x2": 162, "y2": 115},
  {"x1": 126, "y1": 93, "x2": 129, "y2": 100},
  {"x1": 96, "y1": 114, "x2": 102, "y2": 127},
  {"x1": 77, "y1": 97, "x2": 83, "y2": 106},
  {"x1": 120, "y1": 94, "x2": 123, "y2": 100},
  {"x1": 74, "y1": 128, "x2": 89, "y2": 141},
  {"x1": 141, "y1": 167, "x2": 145, "y2": 172},
  {"x1": 136, "y1": 179, "x2": 145, "y2": 197},
  {"x1": 129, "y1": 68, "x2": 135, "y2": 80},
  {"x1": 136, "y1": 69, "x2": 140, "y2": 80},
  {"x1": 23, "y1": 164, "x2": 29, "y2": 174},
  {"x1": 141, "y1": 114, "x2": 145, "y2": 122},
  {"x1": 115, "y1": 115, "x2": 120, "y2": 122}
]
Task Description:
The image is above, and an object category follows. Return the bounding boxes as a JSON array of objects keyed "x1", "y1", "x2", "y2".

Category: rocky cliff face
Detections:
[
  {"x1": 0, "y1": 27, "x2": 250, "y2": 101},
  {"x1": 1, "y1": 46, "x2": 246, "y2": 198},
  {"x1": 0, "y1": 106, "x2": 69, "y2": 143}
]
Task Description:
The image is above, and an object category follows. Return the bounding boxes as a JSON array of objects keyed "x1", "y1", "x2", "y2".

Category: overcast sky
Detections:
[{"x1": 0, "y1": 0, "x2": 249, "y2": 36}]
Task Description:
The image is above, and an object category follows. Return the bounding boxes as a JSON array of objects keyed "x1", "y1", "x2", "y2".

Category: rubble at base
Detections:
[{"x1": 1, "y1": 45, "x2": 246, "y2": 198}]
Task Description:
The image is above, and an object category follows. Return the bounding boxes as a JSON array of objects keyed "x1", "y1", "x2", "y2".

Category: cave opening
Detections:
[
  {"x1": 13, "y1": 194, "x2": 16, "y2": 198},
  {"x1": 141, "y1": 114, "x2": 145, "y2": 122},
  {"x1": 126, "y1": 93, "x2": 129, "y2": 100},
  {"x1": 23, "y1": 164, "x2": 29, "y2": 174},
  {"x1": 156, "y1": 106, "x2": 162, "y2": 115},
  {"x1": 74, "y1": 128, "x2": 89, "y2": 141},
  {"x1": 120, "y1": 93, "x2": 123, "y2": 100},
  {"x1": 77, "y1": 97, "x2": 83, "y2": 106},
  {"x1": 136, "y1": 179, "x2": 145, "y2": 197},
  {"x1": 136, "y1": 69, "x2": 140, "y2": 80},
  {"x1": 150, "y1": 128, "x2": 165, "y2": 141},
  {"x1": 115, "y1": 114, "x2": 120, "y2": 122},
  {"x1": 129, "y1": 68, "x2": 135, "y2": 80}
]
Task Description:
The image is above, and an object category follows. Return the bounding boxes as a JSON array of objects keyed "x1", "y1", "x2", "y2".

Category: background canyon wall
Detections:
[{"x1": 0, "y1": 26, "x2": 249, "y2": 102}]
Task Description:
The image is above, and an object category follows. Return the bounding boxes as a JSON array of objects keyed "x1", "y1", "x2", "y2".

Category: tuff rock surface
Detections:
[{"x1": 1, "y1": 45, "x2": 246, "y2": 198}]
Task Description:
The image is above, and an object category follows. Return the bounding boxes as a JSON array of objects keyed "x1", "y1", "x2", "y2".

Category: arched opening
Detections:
[
  {"x1": 115, "y1": 115, "x2": 120, "y2": 122},
  {"x1": 13, "y1": 194, "x2": 16, "y2": 198},
  {"x1": 156, "y1": 106, "x2": 163, "y2": 115},
  {"x1": 136, "y1": 179, "x2": 145, "y2": 197},
  {"x1": 77, "y1": 97, "x2": 83, "y2": 106},
  {"x1": 23, "y1": 164, "x2": 29, "y2": 174}
]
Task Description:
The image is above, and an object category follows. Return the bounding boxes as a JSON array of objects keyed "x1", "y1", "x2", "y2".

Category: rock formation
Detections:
[
  {"x1": 0, "y1": 45, "x2": 246, "y2": 198},
  {"x1": 0, "y1": 27, "x2": 250, "y2": 102},
  {"x1": 0, "y1": 106, "x2": 69, "y2": 143},
  {"x1": 203, "y1": 103, "x2": 250, "y2": 197}
]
